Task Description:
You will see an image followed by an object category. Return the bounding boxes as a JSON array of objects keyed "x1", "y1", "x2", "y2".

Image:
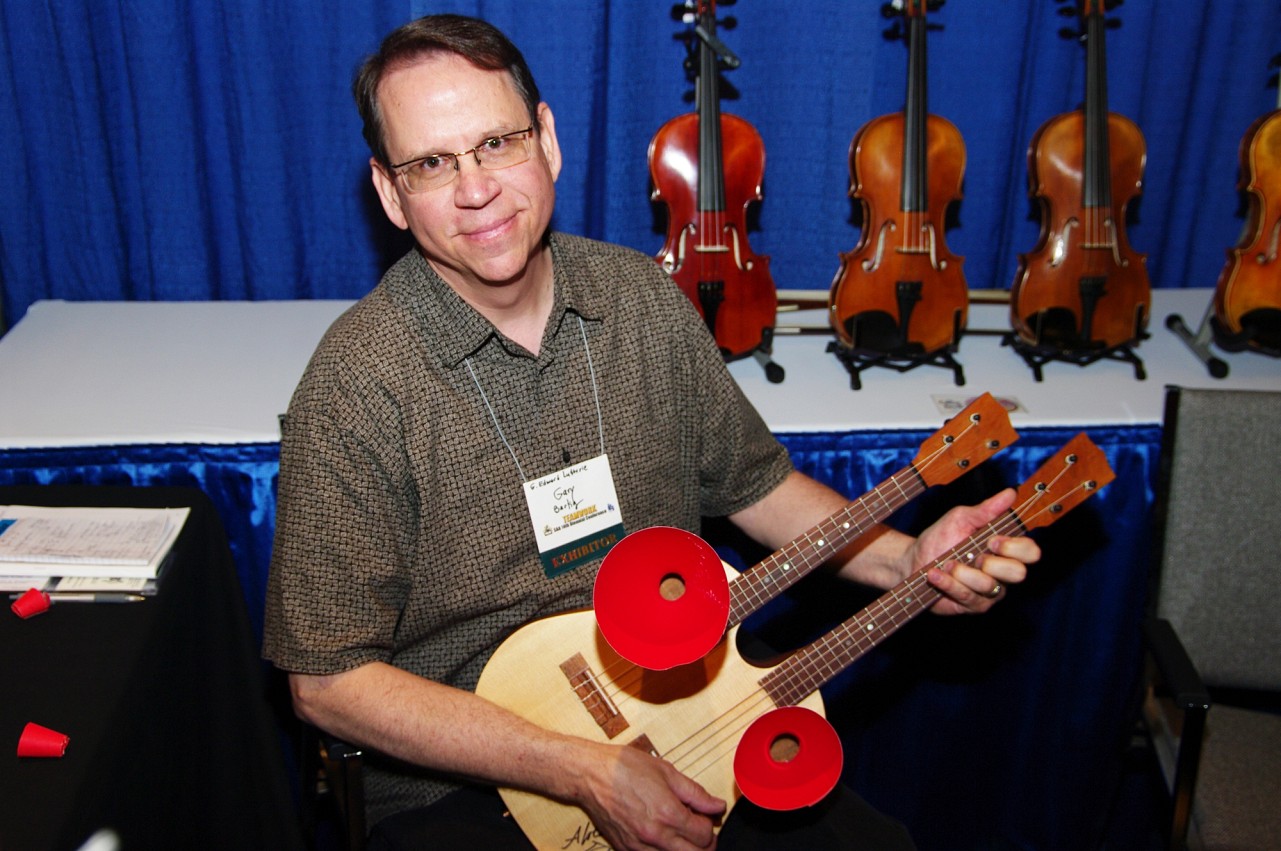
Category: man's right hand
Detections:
[{"x1": 570, "y1": 742, "x2": 725, "y2": 851}]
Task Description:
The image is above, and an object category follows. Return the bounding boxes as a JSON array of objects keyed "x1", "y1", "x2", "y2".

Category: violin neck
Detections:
[
  {"x1": 1083, "y1": 7, "x2": 1113, "y2": 210},
  {"x1": 696, "y1": 8, "x2": 726, "y2": 213},
  {"x1": 902, "y1": 8, "x2": 929, "y2": 213}
]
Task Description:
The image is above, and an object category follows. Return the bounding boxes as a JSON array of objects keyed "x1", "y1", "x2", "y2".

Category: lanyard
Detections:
[{"x1": 465, "y1": 315, "x2": 604, "y2": 481}]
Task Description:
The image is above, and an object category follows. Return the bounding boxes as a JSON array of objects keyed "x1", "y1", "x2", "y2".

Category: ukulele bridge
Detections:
[{"x1": 560, "y1": 653, "x2": 630, "y2": 739}]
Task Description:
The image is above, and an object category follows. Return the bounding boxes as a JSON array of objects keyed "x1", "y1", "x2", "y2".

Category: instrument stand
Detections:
[
  {"x1": 826, "y1": 341, "x2": 964, "y2": 391},
  {"x1": 1165, "y1": 302, "x2": 1230, "y2": 378},
  {"x1": 728, "y1": 327, "x2": 785, "y2": 384},
  {"x1": 750, "y1": 347, "x2": 785, "y2": 383},
  {"x1": 1002, "y1": 333, "x2": 1148, "y2": 382}
]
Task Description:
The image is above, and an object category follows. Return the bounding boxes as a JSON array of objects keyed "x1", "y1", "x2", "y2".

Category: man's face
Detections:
[{"x1": 370, "y1": 54, "x2": 561, "y2": 299}]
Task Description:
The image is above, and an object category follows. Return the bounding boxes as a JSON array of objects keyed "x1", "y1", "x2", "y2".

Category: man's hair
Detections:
[{"x1": 353, "y1": 14, "x2": 542, "y2": 169}]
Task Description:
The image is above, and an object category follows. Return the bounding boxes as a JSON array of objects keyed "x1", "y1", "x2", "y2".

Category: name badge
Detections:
[{"x1": 522, "y1": 453, "x2": 625, "y2": 578}]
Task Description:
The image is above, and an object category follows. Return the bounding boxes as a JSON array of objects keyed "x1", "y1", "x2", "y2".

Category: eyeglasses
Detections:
[{"x1": 389, "y1": 126, "x2": 536, "y2": 193}]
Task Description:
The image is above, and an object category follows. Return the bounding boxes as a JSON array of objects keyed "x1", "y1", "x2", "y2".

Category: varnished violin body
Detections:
[
  {"x1": 1011, "y1": 111, "x2": 1149, "y2": 349},
  {"x1": 830, "y1": 113, "x2": 968, "y2": 354},
  {"x1": 650, "y1": 112, "x2": 776, "y2": 360},
  {"x1": 1212, "y1": 107, "x2": 1281, "y2": 355},
  {"x1": 1010, "y1": 0, "x2": 1149, "y2": 352},
  {"x1": 650, "y1": 0, "x2": 777, "y2": 363},
  {"x1": 829, "y1": 0, "x2": 967, "y2": 356}
]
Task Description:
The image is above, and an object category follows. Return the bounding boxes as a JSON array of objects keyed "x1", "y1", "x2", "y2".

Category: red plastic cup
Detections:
[
  {"x1": 10, "y1": 588, "x2": 51, "y2": 619},
  {"x1": 733, "y1": 706, "x2": 843, "y2": 811},
  {"x1": 17, "y1": 722, "x2": 70, "y2": 758}
]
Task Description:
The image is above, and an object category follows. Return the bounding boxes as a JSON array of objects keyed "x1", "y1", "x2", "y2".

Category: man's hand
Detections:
[
  {"x1": 572, "y1": 742, "x2": 725, "y2": 851},
  {"x1": 907, "y1": 487, "x2": 1041, "y2": 615}
]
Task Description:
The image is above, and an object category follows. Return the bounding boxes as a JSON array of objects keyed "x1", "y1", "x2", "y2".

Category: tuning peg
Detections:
[
  {"x1": 719, "y1": 15, "x2": 737, "y2": 29},
  {"x1": 883, "y1": 20, "x2": 904, "y2": 41},
  {"x1": 1058, "y1": 26, "x2": 1084, "y2": 40},
  {"x1": 670, "y1": 2, "x2": 694, "y2": 22},
  {"x1": 720, "y1": 0, "x2": 737, "y2": 6},
  {"x1": 881, "y1": 1, "x2": 901, "y2": 18}
]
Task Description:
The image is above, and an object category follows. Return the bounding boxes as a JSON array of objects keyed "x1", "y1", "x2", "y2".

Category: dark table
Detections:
[{"x1": 0, "y1": 485, "x2": 303, "y2": 851}]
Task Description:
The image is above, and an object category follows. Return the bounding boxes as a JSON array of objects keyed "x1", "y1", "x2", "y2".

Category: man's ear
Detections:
[
  {"x1": 536, "y1": 102, "x2": 562, "y2": 182},
  {"x1": 370, "y1": 158, "x2": 410, "y2": 231}
]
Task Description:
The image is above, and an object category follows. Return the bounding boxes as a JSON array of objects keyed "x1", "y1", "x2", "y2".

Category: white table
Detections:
[{"x1": 1, "y1": 291, "x2": 1274, "y2": 450}]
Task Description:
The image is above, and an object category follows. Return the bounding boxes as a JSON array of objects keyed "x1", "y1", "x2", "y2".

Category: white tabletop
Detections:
[
  {"x1": 0, "y1": 291, "x2": 1277, "y2": 449},
  {"x1": 730, "y1": 289, "x2": 1281, "y2": 431},
  {"x1": 0, "y1": 300, "x2": 351, "y2": 448}
]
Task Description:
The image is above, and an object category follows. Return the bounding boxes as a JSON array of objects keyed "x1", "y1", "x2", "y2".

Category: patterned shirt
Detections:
[{"x1": 263, "y1": 232, "x2": 793, "y2": 824}]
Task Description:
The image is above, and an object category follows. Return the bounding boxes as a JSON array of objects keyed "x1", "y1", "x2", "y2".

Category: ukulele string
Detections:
[
  {"x1": 661, "y1": 505, "x2": 1046, "y2": 784},
  {"x1": 661, "y1": 474, "x2": 1098, "y2": 784},
  {"x1": 587, "y1": 422, "x2": 986, "y2": 709}
]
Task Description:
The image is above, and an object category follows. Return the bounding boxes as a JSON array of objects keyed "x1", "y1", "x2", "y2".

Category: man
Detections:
[{"x1": 263, "y1": 14, "x2": 1039, "y2": 850}]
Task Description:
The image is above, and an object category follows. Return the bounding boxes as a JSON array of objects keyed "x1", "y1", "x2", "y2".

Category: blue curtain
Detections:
[
  {"x1": 0, "y1": 442, "x2": 281, "y2": 636},
  {"x1": 3, "y1": 1, "x2": 1280, "y2": 329},
  {"x1": 0, "y1": 425, "x2": 1159, "y2": 850}
]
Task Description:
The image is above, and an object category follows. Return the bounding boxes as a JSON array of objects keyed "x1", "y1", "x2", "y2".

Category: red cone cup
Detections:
[
  {"x1": 733, "y1": 706, "x2": 843, "y2": 811},
  {"x1": 17, "y1": 722, "x2": 70, "y2": 758},
  {"x1": 11, "y1": 588, "x2": 51, "y2": 619},
  {"x1": 593, "y1": 527, "x2": 729, "y2": 670}
]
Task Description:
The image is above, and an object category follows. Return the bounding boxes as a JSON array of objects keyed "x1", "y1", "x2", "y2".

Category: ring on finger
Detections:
[{"x1": 986, "y1": 583, "x2": 1002, "y2": 598}]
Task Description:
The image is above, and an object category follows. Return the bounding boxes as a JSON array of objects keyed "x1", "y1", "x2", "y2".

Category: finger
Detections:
[
  {"x1": 985, "y1": 534, "x2": 1041, "y2": 567},
  {"x1": 664, "y1": 763, "x2": 726, "y2": 818},
  {"x1": 926, "y1": 562, "x2": 991, "y2": 614}
]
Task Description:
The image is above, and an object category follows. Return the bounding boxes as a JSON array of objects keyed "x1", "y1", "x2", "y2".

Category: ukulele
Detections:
[
  {"x1": 473, "y1": 395, "x2": 1022, "y2": 847},
  {"x1": 650, "y1": 0, "x2": 781, "y2": 380},
  {"x1": 476, "y1": 433, "x2": 1112, "y2": 849}
]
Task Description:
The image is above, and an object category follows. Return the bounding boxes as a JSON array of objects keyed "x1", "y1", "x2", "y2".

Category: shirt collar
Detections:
[{"x1": 388, "y1": 233, "x2": 608, "y2": 370}]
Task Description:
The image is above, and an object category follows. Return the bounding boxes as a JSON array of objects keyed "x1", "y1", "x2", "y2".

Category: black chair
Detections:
[
  {"x1": 1135, "y1": 385, "x2": 1281, "y2": 850},
  {"x1": 300, "y1": 725, "x2": 366, "y2": 851}
]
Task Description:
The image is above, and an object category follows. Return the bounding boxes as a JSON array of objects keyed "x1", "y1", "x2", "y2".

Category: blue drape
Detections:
[
  {"x1": 3, "y1": 1, "x2": 1280, "y2": 328},
  {"x1": 0, "y1": 425, "x2": 1158, "y2": 850},
  {"x1": 0, "y1": 443, "x2": 280, "y2": 636}
]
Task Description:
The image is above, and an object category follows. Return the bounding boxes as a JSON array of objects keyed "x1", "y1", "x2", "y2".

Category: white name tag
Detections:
[{"x1": 522, "y1": 453, "x2": 625, "y2": 578}]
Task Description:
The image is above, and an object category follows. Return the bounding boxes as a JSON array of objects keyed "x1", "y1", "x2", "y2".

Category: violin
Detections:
[
  {"x1": 1010, "y1": 0, "x2": 1149, "y2": 354},
  {"x1": 1211, "y1": 56, "x2": 1281, "y2": 356},
  {"x1": 828, "y1": 0, "x2": 968, "y2": 358},
  {"x1": 650, "y1": 0, "x2": 780, "y2": 376}
]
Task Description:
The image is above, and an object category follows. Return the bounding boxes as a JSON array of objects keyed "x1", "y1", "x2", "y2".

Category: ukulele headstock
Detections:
[
  {"x1": 911, "y1": 393, "x2": 1019, "y2": 489},
  {"x1": 1008, "y1": 433, "x2": 1115, "y2": 534}
]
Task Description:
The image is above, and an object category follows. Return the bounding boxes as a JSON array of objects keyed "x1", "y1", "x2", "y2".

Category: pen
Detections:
[{"x1": 7, "y1": 592, "x2": 147, "y2": 604}]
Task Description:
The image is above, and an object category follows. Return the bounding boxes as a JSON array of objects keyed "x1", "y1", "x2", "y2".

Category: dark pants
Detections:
[{"x1": 367, "y1": 784, "x2": 916, "y2": 850}]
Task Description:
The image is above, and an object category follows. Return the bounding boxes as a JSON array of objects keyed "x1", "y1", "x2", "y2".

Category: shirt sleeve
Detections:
[{"x1": 262, "y1": 355, "x2": 415, "y2": 675}]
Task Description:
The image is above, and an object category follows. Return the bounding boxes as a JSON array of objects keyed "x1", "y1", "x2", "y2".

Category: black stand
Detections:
[
  {"x1": 1166, "y1": 302, "x2": 1230, "y2": 378},
  {"x1": 1002, "y1": 332, "x2": 1147, "y2": 382},
  {"x1": 1168, "y1": 297, "x2": 1281, "y2": 379},
  {"x1": 826, "y1": 340, "x2": 964, "y2": 390},
  {"x1": 826, "y1": 294, "x2": 965, "y2": 390},
  {"x1": 739, "y1": 327, "x2": 785, "y2": 383}
]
